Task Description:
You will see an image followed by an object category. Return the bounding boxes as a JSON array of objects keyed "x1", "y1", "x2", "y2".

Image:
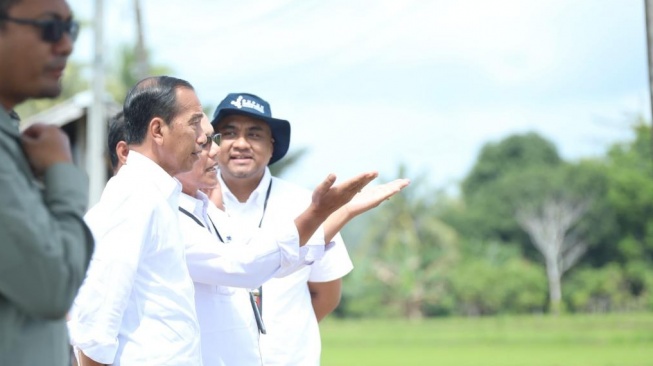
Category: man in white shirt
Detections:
[
  {"x1": 70, "y1": 76, "x2": 209, "y2": 366},
  {"x1": 176, "y1": 114, "x2": 408, "y2": 365},
  {"x1": 93, "y1": 105, "x2": 400, "y2": 366},
  {"x1": 210, "y1": 92, "x2": 366, "y2": 365}
]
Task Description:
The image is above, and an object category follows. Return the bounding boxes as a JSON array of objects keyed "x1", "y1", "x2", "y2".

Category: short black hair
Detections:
[
  {"x1": 107, "y1": 111, "x2": 125, "y2": 170},
  {"x1": 122, "y1": 76, "x2": 194, "y2": 145}
]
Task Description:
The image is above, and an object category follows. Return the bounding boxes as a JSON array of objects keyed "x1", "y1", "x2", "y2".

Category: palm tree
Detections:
[{"x1": 346, "y1": 167, "x2": 460, "y2": 318}]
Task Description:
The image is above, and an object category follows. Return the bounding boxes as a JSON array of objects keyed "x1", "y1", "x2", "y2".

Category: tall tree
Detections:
[
  {"x1": 498, "y1": 163, "x2": 608, "y2": 313},
  {"x1": 462, "y1": 132, "x2": 561, "y2": 197},
  {"x1": 516, "y1": 197, "x2": 589, "y2": 314},
  {"x1": 605, "y1": 118, "x2": 653, "y2": 264},
  {"x1": 344, "y1": 169, "x2": 459, "y2": 318},
  {"x1": 447, "y1": 133, "x2": 564, "y2": 256}
]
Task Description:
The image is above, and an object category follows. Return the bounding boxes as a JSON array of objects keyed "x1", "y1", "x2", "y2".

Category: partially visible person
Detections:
[
  {"x1": 107, "y1": 111, "x2": 128, "y2": 174},
  {"x1": 211, "y1": 93, "x2": 368, "y2": 365},
  {"x1": 67, "y1": 111, "x2": 128, "y2": 366},
  {"x1": 201, "y1": 182, "x2": 224, "y2": 210},
  {"x1": 69, "y1": 76, "x2": 208, "y2": 366},
  {"x1": 0, "y1": 0, "x2": 94, "y2": 365}
]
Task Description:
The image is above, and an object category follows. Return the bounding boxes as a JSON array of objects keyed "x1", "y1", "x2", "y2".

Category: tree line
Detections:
[{"x1": 339, "y1": 119, "x2": 653, "y2": 318}]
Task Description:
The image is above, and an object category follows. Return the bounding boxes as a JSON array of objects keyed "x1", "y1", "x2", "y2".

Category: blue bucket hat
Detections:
[{"x1": 211, "y1": 93, "x2": 291, "y2": 165}]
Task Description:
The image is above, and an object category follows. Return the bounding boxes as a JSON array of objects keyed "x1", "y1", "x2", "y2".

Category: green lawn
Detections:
[{"x1": 320, "y1": 313, "x2": 653, "y2": 366}]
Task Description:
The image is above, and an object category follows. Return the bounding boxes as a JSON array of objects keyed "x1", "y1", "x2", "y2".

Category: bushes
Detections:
[
  {"x1": 446, "y1": 256, "x2": 547, "y2": 316},
  {"x1": 564, "y1": 262, "x2": 653, "y2": 312}
]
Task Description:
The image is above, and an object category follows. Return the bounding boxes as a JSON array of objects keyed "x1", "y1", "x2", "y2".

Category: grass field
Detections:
[{"x1": 320, "y1": 313, "x2": 653, "y2": 366}]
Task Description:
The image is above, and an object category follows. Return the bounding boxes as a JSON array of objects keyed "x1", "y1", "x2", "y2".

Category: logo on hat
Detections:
[{"x1": 230, "y1": 95, "x2": 265, "y2": 114}]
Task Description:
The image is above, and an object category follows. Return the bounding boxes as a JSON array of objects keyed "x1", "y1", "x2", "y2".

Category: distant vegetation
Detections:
[{"x1": 341, "y1": 118, "x2": 653, "y2": 317}]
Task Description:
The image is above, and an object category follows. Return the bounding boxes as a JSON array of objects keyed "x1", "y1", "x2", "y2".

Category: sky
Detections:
[{"x1": 67, "y1": 0, "x2": 650, "y2": 194}]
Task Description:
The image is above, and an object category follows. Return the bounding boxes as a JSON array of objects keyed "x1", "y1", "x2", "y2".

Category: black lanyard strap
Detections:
[
  {"x1": 257, "y1": 180, "x2": 273, "y2": 228},
  {"x1": 252, "y1": 179, "x2": 272, "y2": 334},
  {"x1": 207, "y1": 215, "x2": 224, "y2": 243},
  {"x1": 179, "y1": 206, "x2": 224, "y2": 243},
  {"x1": 179, "y1": 207, "x2": 205, "y2": 228}
]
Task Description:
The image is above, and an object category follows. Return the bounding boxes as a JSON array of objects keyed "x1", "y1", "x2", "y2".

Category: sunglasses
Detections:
[
  {"x1": 201, "y1": 133, "x2": 222, "y2": 149},
  {"x1": 0, "y1": 16, "x2": 79, "y2": 43}
]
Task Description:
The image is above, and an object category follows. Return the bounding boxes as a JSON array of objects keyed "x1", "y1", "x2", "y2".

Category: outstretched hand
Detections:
[
  {"x1": 321, "y1": 178, "x2": 410, "y2": 244},
  {"x1": 344, "y1": 178, "x2": 411, "y2": 217},
  {"x1": 310, "y1": 171, "x2": 379, "y2": 220}
]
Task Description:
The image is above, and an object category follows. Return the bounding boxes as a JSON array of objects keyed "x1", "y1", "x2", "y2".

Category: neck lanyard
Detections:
[
  {"x1": 251, "y1": 179, "x2": 272, "y2": 335},
  {"x1": 178, "y1": 206, "x2": 224, "y2": 243},
  {"x1": 257, "y1": 180, "x2": 273, "y2": 228},
  {"x1": 207, "y1": 215, "x2": 225, "y2": 243}
]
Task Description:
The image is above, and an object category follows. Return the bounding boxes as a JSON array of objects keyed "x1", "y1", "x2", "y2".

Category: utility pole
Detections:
[
  {"x1": 134, "y1": 0, "x2": 149, "y2": 80},
  {"x1": 87, "y1": 0, "x2": 106, "y2": 206},
  {"x1": 645, "y1": 0, "x2": 653, "y2": 154}
]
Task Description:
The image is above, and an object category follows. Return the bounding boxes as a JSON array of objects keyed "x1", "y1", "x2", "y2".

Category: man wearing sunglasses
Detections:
[{"x1": 0, "y1": 0, "x2": 92, "y2": 365}]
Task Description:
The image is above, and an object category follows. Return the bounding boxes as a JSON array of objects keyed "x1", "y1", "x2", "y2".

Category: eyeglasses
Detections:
[
  {"x1": 0, "y1": 16, "x2": 79, "y2": 43},
  {"x1": 201, "y1": 133, "x2": 221, "y2": 149}
]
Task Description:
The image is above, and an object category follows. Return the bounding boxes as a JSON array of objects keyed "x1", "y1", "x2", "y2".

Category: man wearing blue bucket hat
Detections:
[{"x1": 211, "y1": 92, "x2": 354, "y2": 365}]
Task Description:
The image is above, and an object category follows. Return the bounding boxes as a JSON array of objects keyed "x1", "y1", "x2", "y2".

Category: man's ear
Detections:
[
  {"x1": 150, "y1": 117, "x2": 166, "y2": 145},
  {"x1": 116, "y1": 141, "x2": 129, "y2": 165}
]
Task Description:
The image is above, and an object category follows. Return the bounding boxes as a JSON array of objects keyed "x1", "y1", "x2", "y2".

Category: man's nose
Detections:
[
  {"x1": 53, "y1": 32, "x2": 74, "y2": 57},
  {"x1": 197, "y1": 133, "x2": 208, "y2": 147},
  {"x1": 209, "y1": 141, "x2": 220, "y2": 157},
  {"x1": 231, "y1": 134, "x2": 250, "y2": 148}
]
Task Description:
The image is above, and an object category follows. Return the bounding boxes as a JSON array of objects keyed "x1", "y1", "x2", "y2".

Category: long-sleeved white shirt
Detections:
[
  {"x1": 179, "y1": 191, "x2": 328, "y2": 366},
  {"x1": 220, "y1": 168, "x2": 354, "y2": 366},
  {"x1": 69, "y1": 151, "x2": 201, "y2": 365}
]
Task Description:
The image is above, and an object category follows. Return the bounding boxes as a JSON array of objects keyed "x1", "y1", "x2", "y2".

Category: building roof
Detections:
[{"x1": 21, "y1": 90, "x2": 121, "y2": 130}]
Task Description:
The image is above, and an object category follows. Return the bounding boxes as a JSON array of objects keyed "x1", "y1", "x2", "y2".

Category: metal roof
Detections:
[{"x1": 21, "y1": 90, "x2": 121, "y2": 129}]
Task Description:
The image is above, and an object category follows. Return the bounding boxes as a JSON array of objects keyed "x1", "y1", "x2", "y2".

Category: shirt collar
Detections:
[
  {"x1": 219, "y1": 167, "x2": 272, "y2": 209},
  {"x1": 122, "y1": 150, "x2": 182, "y2": 205},
  {"x1": 179, "y1": 190, "x2": 210, "y2": 219}
]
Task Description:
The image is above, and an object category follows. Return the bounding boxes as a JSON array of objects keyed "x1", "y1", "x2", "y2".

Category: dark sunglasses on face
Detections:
[{"x1": 0, "y1": 16, "x2": 80, "y2": 43}]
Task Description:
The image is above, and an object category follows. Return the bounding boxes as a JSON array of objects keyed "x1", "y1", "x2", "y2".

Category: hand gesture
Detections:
[
  {"x1": 343, "y1": 178, "x2": 411, "y2": 217},
  {"x1": 309, "y1": 171, "x2": 378, "y2": 220},
  {"x1": 21, "y1": 124, "x2": 72, "y2": 176},
  {"x1": 321, "y1": 178, "x2": 410, "y2": 243}
]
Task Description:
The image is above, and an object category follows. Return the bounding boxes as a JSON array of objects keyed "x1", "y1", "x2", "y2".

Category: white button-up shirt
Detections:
[
  {"x1": 179, "y1": 191, "x2": 328, "y2": 366},
  {"x1": 70, "y1": 151, "x2": 201, "y2": 365},
  {"x1": 220, "y1": 168, "x2": 354, "y2": 366}
]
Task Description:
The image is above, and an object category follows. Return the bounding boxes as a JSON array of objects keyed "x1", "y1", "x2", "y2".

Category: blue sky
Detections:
[{"x1": 68, "y1": 0, "x2": 649, "y2": 193}]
